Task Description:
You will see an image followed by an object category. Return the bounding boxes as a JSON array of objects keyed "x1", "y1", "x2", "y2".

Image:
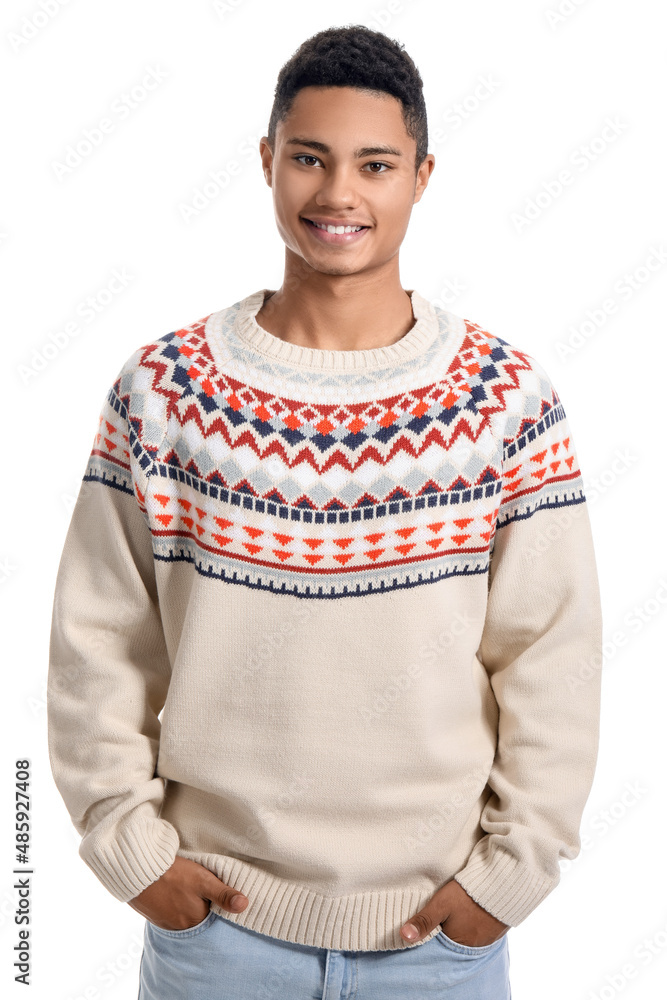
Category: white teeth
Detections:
[{"x1": 310, "y1": 221, "x2": 364, "y2": 234}]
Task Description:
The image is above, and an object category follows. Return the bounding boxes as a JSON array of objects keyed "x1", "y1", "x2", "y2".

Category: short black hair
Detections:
[{"x1": 266, "y1": 24, "x2": 428, "y2": 174}]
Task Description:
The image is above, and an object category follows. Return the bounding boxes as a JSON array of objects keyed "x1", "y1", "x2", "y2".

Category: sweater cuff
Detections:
[
  {"x1": 454, "y1": 838, "x2": 558, "y2": 926},
  {"x1": 79, "y1": 815, "x2": 180, "y2": 902}
]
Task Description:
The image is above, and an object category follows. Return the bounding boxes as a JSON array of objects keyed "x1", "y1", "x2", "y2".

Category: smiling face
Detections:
[{"x1": 260, "y1": 86, "x2": 435, "y2": 279}]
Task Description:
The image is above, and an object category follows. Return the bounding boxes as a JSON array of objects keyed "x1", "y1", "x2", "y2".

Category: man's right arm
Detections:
[{"x1": 47, "y1": 368, "x2": 250, "y2": 926}]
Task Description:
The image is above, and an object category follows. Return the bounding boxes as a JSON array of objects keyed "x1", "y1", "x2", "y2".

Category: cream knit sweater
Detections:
[{"x1": 47, "y1": 288, "x2": 603, "y2": 952}]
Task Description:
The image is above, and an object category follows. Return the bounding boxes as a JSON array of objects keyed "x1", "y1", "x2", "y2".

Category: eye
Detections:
[
  {"x1": 294, "y1": 154, "x2": 322, "y2": 167},
  {"x1": 364, "y1": 162, "x2": 391, "y2": 173}
]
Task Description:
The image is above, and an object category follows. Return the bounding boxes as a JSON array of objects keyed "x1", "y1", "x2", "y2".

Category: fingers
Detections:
[
  {"x1": 198, "y1": 868, "x2": 249, "y2": 914},
  {"x1": 400, "y1": 909, "x2": 438, "y2": 942},
  {"x1": 125, "y1": 857, "x2": 249, "y2": 929},
  {"x1": 400, "y1": 881, "x2": 457, "y2": 942}
]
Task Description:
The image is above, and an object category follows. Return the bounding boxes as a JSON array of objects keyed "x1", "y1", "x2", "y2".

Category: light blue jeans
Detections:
[{"x1": 137, "y1": 909, "x2": 511, "y2": 999}]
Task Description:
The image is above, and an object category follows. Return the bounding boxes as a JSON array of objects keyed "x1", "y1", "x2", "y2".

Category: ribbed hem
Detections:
[
  {"x1": 80, "y1": 816, "x2": 180, "y2": 902},
  {"x1": 178, "y1": 850, "x2": 442, "y2": 952},
  {"x1": 453, "y1": 839, "x2": 558, "y2": 927},
  {"x1": 229, "y1": 288, "x2": 442, "y2": 370}
]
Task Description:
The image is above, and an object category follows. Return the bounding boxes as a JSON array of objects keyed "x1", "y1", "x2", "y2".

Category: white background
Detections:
[{"x1": 2, "y1": 1, "x2": 666, "y2": 997}]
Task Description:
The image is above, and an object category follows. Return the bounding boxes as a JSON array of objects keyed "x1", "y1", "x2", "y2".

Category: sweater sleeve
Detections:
[
  {"x1": 453, "y1": 360, "x2": 603, "y2": 927},
  {"x1": 47, "y1": 368, "x2": 179, "y2": 902}
]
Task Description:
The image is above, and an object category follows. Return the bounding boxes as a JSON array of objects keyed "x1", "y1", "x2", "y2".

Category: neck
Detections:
[{"x1": 255, "y1": 255, "x2": 415, "y2": 352}]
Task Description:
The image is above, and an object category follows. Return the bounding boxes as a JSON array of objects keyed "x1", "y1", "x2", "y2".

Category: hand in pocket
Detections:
[{"x1": 127, "y1": 856, "x2": 249, "y2": 931}]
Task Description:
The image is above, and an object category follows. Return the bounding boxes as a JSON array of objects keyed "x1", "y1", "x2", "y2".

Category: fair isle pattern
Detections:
[{"x1": 83, "y1": 300, "x2": 586, "y2": 598}]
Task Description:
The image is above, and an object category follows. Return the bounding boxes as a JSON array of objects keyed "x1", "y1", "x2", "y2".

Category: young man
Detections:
[{"x1": 47, "y1": 24, "x2": 603, "y2": 1000}]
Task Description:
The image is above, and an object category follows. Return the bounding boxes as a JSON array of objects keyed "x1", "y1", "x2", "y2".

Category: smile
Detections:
[{"x1": 301, "y1": 218, "x2": 370, "y2": 244}]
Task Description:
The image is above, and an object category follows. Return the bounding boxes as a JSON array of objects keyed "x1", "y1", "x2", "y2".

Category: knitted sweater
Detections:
[{"x1": 47, "y1": 287, "x2": 603, "y2": 952}]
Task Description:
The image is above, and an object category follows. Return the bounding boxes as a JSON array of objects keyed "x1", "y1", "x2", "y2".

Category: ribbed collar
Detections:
[{"x1": 231, "y1": 288, "x2": 442, "y2": 371}]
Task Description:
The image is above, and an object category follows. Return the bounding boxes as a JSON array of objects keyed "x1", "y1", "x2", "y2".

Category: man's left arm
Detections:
[{"x1": 401, "y1": 364, "x2": 603, "y2": 945}]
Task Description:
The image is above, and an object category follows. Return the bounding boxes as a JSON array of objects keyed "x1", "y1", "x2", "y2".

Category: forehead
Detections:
[{"x1": 277, "y1": 86, "x2": 413, "y2": 150}]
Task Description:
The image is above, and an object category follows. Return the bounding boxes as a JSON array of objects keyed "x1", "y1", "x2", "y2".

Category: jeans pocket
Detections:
[
  {"x1": 435, "y1": 927, "x2": 505, "y2": 956},
  {"x1": 147, "y1": 908, "x2": 217, "y2": 939}
]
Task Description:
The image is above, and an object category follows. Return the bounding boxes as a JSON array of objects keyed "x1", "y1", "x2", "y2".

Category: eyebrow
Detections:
[{"x1": 284, "y1": 136, "x2": 403, "y2": 158}]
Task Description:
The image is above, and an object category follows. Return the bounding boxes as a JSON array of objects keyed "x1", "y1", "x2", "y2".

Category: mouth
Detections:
[{"x1": 301, "y1": 217, "x2": 371, "y2": 245}]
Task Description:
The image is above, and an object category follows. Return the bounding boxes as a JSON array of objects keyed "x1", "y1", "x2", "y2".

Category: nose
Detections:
[{"x1": 313, "y1": 165, "x2": 361, "y2": 210}]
